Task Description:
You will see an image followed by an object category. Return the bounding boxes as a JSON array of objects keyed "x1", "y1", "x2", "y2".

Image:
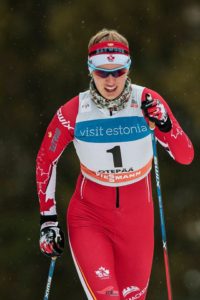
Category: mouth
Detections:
[{"x1": 104, "y1": 86, "x2": 117, "y2": 93}]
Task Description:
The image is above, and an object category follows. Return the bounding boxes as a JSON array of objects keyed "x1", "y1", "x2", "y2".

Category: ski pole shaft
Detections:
[
  {"x1": 43, "y1": 257, "x2": 57, "y2": 300},
  {"x1": 149, "y1": 121, "x2": 173, "y2": 300}
]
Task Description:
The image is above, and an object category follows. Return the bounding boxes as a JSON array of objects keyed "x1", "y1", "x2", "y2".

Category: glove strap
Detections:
[
  {"x1": 41, "y1": 221, "x2": 59, "y2": 230},
  {"x1": 40, "y1": 214, "x2": 58, "y2": 225}
]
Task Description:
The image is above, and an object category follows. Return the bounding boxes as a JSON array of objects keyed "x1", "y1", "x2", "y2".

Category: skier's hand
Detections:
[
  {"x1": 39, "y1": 220, "x2": 65, "y2": 257},
  {"x1": 141, "y1": 93, "x2": 172, "y2": 132}
]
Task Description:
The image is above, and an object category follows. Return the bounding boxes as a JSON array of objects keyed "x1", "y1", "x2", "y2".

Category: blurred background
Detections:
[{"x1": 0, "y1": 0, "x2": 199, "y2": 299}]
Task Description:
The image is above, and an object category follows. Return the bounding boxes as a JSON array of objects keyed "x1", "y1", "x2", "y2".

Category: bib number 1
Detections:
[{"x1": 106, "y1": 146, "x2": 123, "y2": 168}]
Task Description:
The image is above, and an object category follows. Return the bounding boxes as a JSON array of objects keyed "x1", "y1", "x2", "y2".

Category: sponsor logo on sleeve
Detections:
[
  {"x1": 49, "y1": 128, "x2": 61, "y2": 152},
  {"x1": 57, "y1": 108, "x2": 74, "y2": 129}
]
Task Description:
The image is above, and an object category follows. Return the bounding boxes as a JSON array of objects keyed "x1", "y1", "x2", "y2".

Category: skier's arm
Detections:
[
  {"x1": 141, "y1": 88, "x2": 194, "y2": 165},
  {"x1": 36, "y1": 96, "x2": 79, "y2": 218}
]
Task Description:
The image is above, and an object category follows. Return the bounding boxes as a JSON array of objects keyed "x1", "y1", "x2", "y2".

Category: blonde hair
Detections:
[{"x1": 88, "y1": 28, "x2": 129, "y2": 49}]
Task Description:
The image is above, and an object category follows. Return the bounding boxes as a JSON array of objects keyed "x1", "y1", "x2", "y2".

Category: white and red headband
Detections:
[{"x1": 88, "y1": 41, "x2": 131, "y2": 70}]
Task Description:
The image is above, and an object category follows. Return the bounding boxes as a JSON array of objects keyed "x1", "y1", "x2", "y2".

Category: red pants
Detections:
[{"x1": 67, "y1": 174, "x2": 154, "y2": 300}]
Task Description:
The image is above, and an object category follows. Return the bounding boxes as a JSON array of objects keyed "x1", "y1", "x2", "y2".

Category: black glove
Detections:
[
  {"x1": 39, "y1": 215, "x2": 65, "y2": 257},
  {"x1": 141, "y1": 93, "x2": 172, "y2": 132}
]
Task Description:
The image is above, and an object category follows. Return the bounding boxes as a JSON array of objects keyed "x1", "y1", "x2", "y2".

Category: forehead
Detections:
[{"x1": 97, "y1": 64, "x2": 124, "y2": 70}]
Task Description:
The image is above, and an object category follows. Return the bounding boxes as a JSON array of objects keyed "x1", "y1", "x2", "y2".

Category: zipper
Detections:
[{"x1": 116, "y1": 187, "x2": 120, "y2": 208}]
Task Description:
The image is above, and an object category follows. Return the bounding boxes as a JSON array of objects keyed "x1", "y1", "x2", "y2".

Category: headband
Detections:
[{"x1": 88, "y1": 41, "x2": 131, "y2": 68}]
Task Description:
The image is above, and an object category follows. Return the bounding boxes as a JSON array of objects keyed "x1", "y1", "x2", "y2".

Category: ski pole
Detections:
[
  {"x1": 43, "y1": 257, "x2": 57, "y2": 300},
  {"x1": 149, "y1": 121, "x2": 173, "y2": 300}
]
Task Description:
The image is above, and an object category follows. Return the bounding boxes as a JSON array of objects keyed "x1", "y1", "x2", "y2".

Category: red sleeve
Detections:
[
  {"x1": 142, "y1": 88, "x2": 194, "y2": 165},
  {"x1": 36, "y1": 96, "x2": 79, "y2": 216}
]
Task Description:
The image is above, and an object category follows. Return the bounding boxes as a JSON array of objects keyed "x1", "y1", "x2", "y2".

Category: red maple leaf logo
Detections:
[
  {"x1": 40, "y1": 198, "x2": 55, "y2": 213},
  {"x1": 107, "y1": 55, "x2": 115, "y2": 62}
]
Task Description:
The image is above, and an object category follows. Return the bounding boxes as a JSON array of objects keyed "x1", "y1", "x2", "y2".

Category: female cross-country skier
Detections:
[{"x1": 36, "y1": 28, "x2": 194, "y2": 300}]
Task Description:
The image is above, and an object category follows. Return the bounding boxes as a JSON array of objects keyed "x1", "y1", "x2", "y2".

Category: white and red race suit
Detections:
[{"x1": 36, "y1": 84, "x2": 194, "y2": 300}]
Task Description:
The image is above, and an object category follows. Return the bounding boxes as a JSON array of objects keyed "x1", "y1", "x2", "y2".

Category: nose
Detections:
[{"x1": 105, "y1": 74, "x2": 116, "y2": 83}]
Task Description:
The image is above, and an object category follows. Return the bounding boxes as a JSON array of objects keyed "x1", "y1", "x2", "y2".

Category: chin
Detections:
[
  {"x1": 103, "y1": 95, "x2": 115, "y2": 100},
  {"x1": 103, "y1": 91, "x2": 119, "y2": 100}
]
